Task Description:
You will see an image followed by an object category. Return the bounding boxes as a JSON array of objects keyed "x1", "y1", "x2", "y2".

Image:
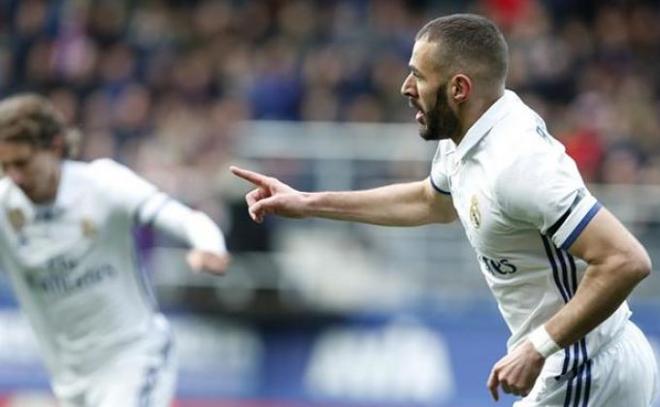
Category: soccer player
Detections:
[
  {"x1": 0, "y1": 93, "x2": 230, "y2": 406},
  {"x1": 231, "y1": 14, "x2": 658, "y2": 406}
]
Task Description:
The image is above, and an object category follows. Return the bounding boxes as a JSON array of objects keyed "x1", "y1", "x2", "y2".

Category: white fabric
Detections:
[
  {"x1": 514, "y1": 321, "x2": 658, "y2": 406},
  {"x1": 56, "y1": 315, "x2": 176, "y2": 407},
  {"x1": 528, "y1": 325, "x2": 561, "y2": 358},
  {"x1": 0, "y1": 159, "x2": 175, "y2": 401},
  {"x1": 429, "y1": 89, "x2": 632, "y2": 360},
  {"x1": 429, "y1": 142, "x2": 454, "y2": 194},
  {"x1": 137, "y1": 192, "x2": 226, "y2": 254}
]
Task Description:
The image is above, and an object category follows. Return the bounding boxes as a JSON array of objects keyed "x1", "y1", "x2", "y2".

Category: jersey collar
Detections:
[{"x1": 454, "y1": 89, "x2": 516, "y2": 161}]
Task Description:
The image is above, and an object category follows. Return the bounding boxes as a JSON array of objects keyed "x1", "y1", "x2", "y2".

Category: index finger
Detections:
[
  {"x1": 230, "y1": 166, "x2": 271, "y2": 188},
  {"x1": 487, "y1": 368, "x2": 500, "y2": 401}
]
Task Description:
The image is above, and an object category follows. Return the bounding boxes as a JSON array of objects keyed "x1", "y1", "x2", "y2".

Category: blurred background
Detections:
[{"x1": 0, "y1": 0, "x2": 659, "y2": 406}]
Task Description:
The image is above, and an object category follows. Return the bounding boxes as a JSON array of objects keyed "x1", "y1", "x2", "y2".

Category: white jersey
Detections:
[
  {"x1": 0, "y1": 159, "x2": 171, "y2": 395},
  {"x1": 430, "y1": 90, "x2": 630, "y2": 377}
]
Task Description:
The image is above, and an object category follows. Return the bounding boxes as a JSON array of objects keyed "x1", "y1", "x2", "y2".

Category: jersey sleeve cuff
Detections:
[
  {"x1": 429, "y1": 176, "x2": 451, "y2": 195},
  {"x1": 551, "y1": 195, "x2": 602, "y2": 250}
]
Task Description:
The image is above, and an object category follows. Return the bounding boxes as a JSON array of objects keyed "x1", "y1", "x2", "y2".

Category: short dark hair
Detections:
[
  {"x1": 0, "y1": 93, "x2": 80, "y2": 158},
  {"x1": 416, "y1": 14, "x2": 508, "y2": 85}
]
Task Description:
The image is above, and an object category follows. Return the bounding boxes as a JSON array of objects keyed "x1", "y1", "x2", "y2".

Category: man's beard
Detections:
[{"x1": 419, "y1": 83, "x2": 460, "y2": 141}]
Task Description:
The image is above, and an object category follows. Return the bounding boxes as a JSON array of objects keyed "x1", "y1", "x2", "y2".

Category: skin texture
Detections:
[
  {"x1": 230, "y1": 166, "x2": 456, "y2": 226},
  {"x1": 186, "y1": 249, "x2": 230, "y2": 275},
  {"x1": 232, "y1": 36, "x2": 651, "y2": 402},
  {"x1": 401, "y1": 40, "x2": 466, "y2": 144}
]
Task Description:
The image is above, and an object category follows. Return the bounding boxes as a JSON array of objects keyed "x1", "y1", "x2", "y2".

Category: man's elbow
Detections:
[
  {"x1": 623, "y1": 248, "x2": 652, "y2": 283},
  {"x1": 634, "y1": 251, "x2": 652, "y2": 281}
]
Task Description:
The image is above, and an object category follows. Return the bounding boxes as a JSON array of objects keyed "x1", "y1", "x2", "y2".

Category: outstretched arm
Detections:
[
  {"x1": 94, "y1": 159, "x2": 230, "y2": 275},
  {"x1": 137, "y1": 194, "x2": 230, "y2": 275},
  {"x1": 230, "y1": 166, "x2": 457, "y2": 226}
]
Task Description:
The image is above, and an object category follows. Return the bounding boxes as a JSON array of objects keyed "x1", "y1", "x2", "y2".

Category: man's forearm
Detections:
[
  {"x1": 304, "y1": 180, "x2": 454, "y2": 226},
  {"x1": 138, "y1": 193, "x2": 227, "y2": 254},
  {"x1": 544, "y1": 256, "x2": 649, "y2": 348}
]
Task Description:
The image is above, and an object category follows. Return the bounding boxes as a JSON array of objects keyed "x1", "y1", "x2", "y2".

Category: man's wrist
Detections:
[
  {"x1": 528, "y1": 325, "x2": 561, "y2": 358},
  {"x1": 301, "y1": 192, "x2": 318, "y2": 218}
]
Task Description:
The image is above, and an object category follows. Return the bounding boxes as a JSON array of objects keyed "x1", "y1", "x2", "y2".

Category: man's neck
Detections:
[
  {"x1": 451, "y1": 90, "x2": 504, "y2": 146},
  {"x1": 31, "y1": 162, "x2": 62, "y2": 205}
]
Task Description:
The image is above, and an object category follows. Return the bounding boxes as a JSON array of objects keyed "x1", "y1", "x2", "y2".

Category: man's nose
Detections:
[{"x1": 401, "y1": 73, "x2": 417, "y2": 98}]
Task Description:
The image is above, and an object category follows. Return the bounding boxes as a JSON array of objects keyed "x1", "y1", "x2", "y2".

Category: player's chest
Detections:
[
  {"x1": 2, "y1": 199, "x2": 110, "y2": 266},
  {"x1": 449, "y1": 164, "x2": 517, "y2": 253}
]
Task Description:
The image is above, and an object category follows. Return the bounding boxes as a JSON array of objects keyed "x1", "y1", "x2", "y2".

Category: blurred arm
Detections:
[{"x1": 137, "y1": 192, "x2": 227, "y2": 254}]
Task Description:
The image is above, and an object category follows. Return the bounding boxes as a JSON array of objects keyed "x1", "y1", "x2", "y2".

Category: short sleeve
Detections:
[
  {"x1": 90, "y1": 159, "x2": 159, "y2": 218},
  {"x1": 429, "y1": 140, "x2": 453, "y2": 195},
  {"x1": 496, "y1": 151, "x2": 601, "y2": 250}
]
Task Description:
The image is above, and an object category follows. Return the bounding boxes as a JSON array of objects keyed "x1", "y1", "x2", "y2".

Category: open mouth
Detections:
[
  {"x1": 415, "y1": 110, "x2": 425, "y2": 124},
  {"x1": 408, "y1": 99, "x2": 425, "y2": 125}
]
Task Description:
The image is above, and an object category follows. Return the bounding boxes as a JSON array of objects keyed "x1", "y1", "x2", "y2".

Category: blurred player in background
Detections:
[
  {"x1": 232, "y1": 14, "x2": 658, "y2": 406},
  {"x1": 0, "y1": 93, "x2": 230, "y2": 407}
]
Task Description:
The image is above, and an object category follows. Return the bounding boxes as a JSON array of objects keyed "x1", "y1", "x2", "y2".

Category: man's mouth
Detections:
[
  {"x1": 408, "y1": 99, "x2": 425, "y2": 125},
  {"x1": 415, "y1": 110, "x2": 425, "y2": 124}
]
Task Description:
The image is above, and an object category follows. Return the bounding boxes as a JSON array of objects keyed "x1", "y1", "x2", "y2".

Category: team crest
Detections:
[
  {"x1": 469, "y1": 195, "x2": 481, "y2": 229},
  {"x1": 81, "y1": 218, "x2": 97, "y2": 238},
  {"x1": 7, "y1": 208, "x2": 25, "y2": 232}
]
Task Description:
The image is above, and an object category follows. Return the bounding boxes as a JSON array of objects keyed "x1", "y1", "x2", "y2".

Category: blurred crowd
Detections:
[{"x1": 0, "y1": 0, "x2": 659, "y2": 213}]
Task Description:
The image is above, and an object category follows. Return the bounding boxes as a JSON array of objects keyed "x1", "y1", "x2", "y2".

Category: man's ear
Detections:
[{"x1": 450, "y1": 74, "x2": 472, "y2": 104}]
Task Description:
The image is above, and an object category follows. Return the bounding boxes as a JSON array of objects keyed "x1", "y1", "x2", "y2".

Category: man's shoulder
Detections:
[
  {"x1": 62, "y1": 159, "x2": 115, "y2": 191},
  {"x1": 495, "y1": 103, "x2": 545, "y2": 143},
  {"x1": 86, "y1": 158, "x2": 143, "y2": 184},
  {"x1": 0, "y1": 177, "x2": 28, "y2": 205},
  {"x1": 486, "y1": 104, "x2": 558, "y2": 166},
  {"x1": 0, "y1": 177, "x2": 12, "y2": 196},
  {"x1": 87, "y1": 158, "x2": 123, "y2": 174}
]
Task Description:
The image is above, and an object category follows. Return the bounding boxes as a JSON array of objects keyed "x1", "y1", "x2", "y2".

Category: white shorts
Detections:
[
  {"x1": 515, "y1": 321, "x2": 659, "y2": 407},
  {"x1": 56, "y1": 327, "x2": 177, "y2": 407}
]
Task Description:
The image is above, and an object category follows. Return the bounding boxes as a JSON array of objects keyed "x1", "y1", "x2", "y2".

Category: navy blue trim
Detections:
[
  {"x1": 556, "y1": 249, "x2": 573, "y2": 297},
  {"x1": 583, "y1": 359, "x2": 592, "y2": 406},
  {"x1": 542, "y1": 235, "x2": 569, "y2": 303},
  {"x1": 548, "y1": 189, "x2": 586, "y2": 238},
  {"x1": 131, "y1": 232, "x2": 158, "y2": 311},
  {"x1": 560, "y1": 202, "x2": 602, "y2": 250},
  {"x1": 144, "y1": 196, "x2": 173, "y2": 228},
  {"x1": 134, "y1": 191, "x2": 162, "y2": 225},
  {"x1": 563, "y1": 343, "x2": 579, "y2": 406},
  {"x1": 548, "y1": 209, "x2": 571, "y2": 240},
  {"x1": 429, "y1": 177, "x2": 451, "y2": 195},
  {"x1": 567, "y1": 254, "x2": 578, "y2": 294},
  {"x1": 543, "y1": 234, "x2": 575, "y2": 386},
  {"x1": 559, "y1": 347, "x2": 571, "y2": 377},
  {"x1": 578, "y1": 339, "x2": 591, "y2": 406},
  {"x1": 572, "y1": 343, "x2": 584, "y2": 407},
  {"x1": 542, "y1": 234, "x2": 592, "y2": 405},
  {"x1": 139, "y1": 330, "x2": 173, "y2": 407}
]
